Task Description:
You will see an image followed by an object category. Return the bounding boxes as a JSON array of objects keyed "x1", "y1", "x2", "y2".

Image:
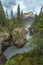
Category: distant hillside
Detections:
[
  {"x1": 23, "y1": 12, "x2": 35, "y2": 18},
  {"x1": 23, "y1": 12, "x2": 35, "y2": 22}
]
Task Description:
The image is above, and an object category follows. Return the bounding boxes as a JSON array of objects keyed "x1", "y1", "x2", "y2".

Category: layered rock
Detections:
[
  {"x1": 0, "y1": 32, "x2": 10, "y2": 54},
  {"x1": 0, "y1": 32, "x2": 10, "y2": 44}
]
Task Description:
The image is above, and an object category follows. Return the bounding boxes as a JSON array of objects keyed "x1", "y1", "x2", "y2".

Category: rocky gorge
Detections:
[{"x1": 0, "y1": 27, "x2": 28, "y2": 55}]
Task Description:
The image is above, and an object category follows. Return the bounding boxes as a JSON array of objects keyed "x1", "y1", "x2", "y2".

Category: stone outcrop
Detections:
[
  {"x1": 28, "y1": 27, "x2": 34, "y2": 35},
  {"x1": 12, "y1": 28, "x2": 27, "y2": 48},
  {"x1": 15, "y1": 36, "x2": 27, "y2": 48},
  {"x1": 23, "y1": 12, "x2": 35, "y2": 18},
  {"x1": 0, "y1": 32, "x2": 10, "y2": 44},
  {"x1": 0, "y1": 32, "x2": 10, "y2": 54}
]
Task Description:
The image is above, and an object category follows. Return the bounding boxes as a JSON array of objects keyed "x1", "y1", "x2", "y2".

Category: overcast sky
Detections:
[{"x1": 1, "y1": 0, "x2": 43, "y2": 15}]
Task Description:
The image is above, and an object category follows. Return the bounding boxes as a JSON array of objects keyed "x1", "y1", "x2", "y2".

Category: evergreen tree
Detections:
[
  {"x1": 17, "y1": 4, "x2": 20, "y2": 22},
  {"x1": 6, "y1": 10, "x2": 8, "y2": 18},
  {"x1": 21, "y1": 10, "x2": 23, "y2": 22},
  {"x1": 32, "y1": 14, "x2": 38, "y2": 30},
  {"x1": 0, "y1": 1, "x2": 6, "y2": 27},
  {"x1": 11, "y1": 9, "x2": 13, "y2": 18},
  {"x1": 40, "y1": 6, "x2": 43, "y2": 13}
]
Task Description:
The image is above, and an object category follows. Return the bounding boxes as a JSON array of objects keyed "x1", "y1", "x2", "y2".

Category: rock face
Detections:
[
  {"x1": 0, "y1": 32, "x2": 10, "y2": 44},
  {"x1": 15, "y1": 36, "x2": 27, "y2": 48},
  {"x1": 28, "y1": 27, "x2": 34, "y2": 35},
  {"x1": 0, "y1": 32, "x2": 10, "y2": 54},
  {"x1": 23, "y1": 12, "x2": 35, "y2": 18}
]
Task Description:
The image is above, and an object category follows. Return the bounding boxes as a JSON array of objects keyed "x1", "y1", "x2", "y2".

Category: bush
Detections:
[
  {"x1": 0, "y1": 26, "x2": 3, "y2": 31},
  {"x1": 5, "y1": 59, "x2": 18, "y2": 65},
  {"x1": 21, "y1": 61, "x2": 30, "y2": 65},
  {"x1": 17, "y1": 55, "x2": 24, "y2": 61}
]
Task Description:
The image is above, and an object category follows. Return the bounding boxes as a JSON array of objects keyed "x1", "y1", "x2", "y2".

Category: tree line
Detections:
[{"x1": 0, "y1": 2, "x2": 24, "y2": 32}]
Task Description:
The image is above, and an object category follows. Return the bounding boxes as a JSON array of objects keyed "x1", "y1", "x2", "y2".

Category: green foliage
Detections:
[
  {"x1": 5, "y1": 53, "x2": 31, "y2": 65},
  {"x1": 6, "y1": 10, "x2": 8, "y2": 18},
  {"x1": 17, "y1": 4, "x2": 20, "y2": 22},
  {"x1": 12, "y1": 28, "x2": 26, "y2": 42},
  {"x1": 0, "y1": 1, "x2": 6, "y2": 27},
  {"x1": 5, "y1": 52, "x2": 43, "y2": 65},
  {"x1": 32, "y1": 8, "x2": 43, "y2": 49},
  {"x1": 0, "y1": 26, "x2": 3, "y2": 31},
  {"x1": 31, "y1": 7, "x2": 43, "y2": 65},
  {"x1": 36, "y1": 56, "x2": 43, "y2": 65},
  {"x1": 21, "y1": 10, "x2": 23, "y2": 22},
  {"x1": 5, "y1": 59, "x2": 18, "y2": 65},
  {"x1": 17, "y1": 55, "x2": 24, "y2": 61},
  {"x1": 11, "y1": 9, "x2": 13, "y2": 18},
  {"x1": 32, "y1": 12, "x2": 43, "y2": 31},
  {"x1": 21, "y1": 61, "x2": 30, "y2": 65},
  {"x1": 17, "y1": 4, "x2": 24, "y2": 27},
  {"x1": 0, "y1": 2, "x2": 24, "y2": 32}
]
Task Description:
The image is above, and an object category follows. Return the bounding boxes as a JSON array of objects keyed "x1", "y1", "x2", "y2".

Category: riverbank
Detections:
[{"x1": 5, "y1": 50, "x2": 43, "y2": 65}]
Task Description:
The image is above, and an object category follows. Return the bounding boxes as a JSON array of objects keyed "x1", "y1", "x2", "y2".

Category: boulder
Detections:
[
  {"x1": 12, "y1": 28, "x2": 27, "y2": 48},
  {"x1": 15, "y1": 36, "x2": 27, "y2": 48}
]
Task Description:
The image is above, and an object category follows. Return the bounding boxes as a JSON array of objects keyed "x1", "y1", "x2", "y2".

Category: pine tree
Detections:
[
  {"x1": 17, "y1": 4, "x2": 20, "y2": 22},
  {"x1": 32, "y1": 14, "x2": 38, "y2": 30},
  {"x1": 21, "y1": 10, "x2": 23, "y2": 22},
  {"x1": 11, "y1": 9, "x2": 13, "y2": 18},
  {"x1": 6, "y1": 10, "x2": 8, "y2": 18},
  {"x1": 0, "y1": 1, "x2": 6, "y2": 27}
]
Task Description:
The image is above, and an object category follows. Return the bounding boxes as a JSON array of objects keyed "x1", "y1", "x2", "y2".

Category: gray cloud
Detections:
[
  {"x1": 1, "y1": 0, "x2": 17, "y2": 8},
  {"x1": 23, "y1": 0, "x2": 42, "y2": 10},
  {"x1": 1, "y1": 0, "x2": 43, "y2": 15}
]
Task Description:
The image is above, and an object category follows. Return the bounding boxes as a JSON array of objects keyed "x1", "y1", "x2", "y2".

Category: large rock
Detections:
[
  {"x1": 15, "y1": 36, "x2": 27, "y2": 48},
  {"x1": 12, "y1": 28, "x2": 27, "y2": 48}
]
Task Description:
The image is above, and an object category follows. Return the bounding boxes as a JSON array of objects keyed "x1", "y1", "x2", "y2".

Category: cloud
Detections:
[
  {"x1": 23, "y1": 0, "x2": 43, "y2": 13},
  {"x1": 1, "y1": 0, "x2": 43, "y2": 15},
  {"x1": 1, "y1": 0, "x2": 17, "y2": 8}
]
